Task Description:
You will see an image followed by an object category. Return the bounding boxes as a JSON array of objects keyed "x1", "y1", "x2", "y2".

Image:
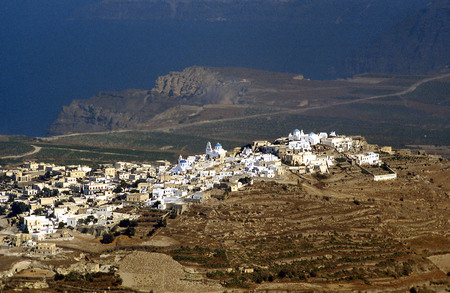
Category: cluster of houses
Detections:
[
  {"x1": 0, "y1": 129, "x2": 389, "y2": 247},
  {"x1": 252, "y1": 129, "x2": 381, "y2": 174}
]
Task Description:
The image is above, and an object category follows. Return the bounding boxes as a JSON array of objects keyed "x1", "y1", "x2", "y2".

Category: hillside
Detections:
[
  {"x1": 1, "y1": 150, "x2": 448, "y2": 292},
  {"x1": 345, "y1": 0, "x2": 450, "y2": 75},
  {"x1": 48, "y1": 66, "x2": 450, "y2": 148}
]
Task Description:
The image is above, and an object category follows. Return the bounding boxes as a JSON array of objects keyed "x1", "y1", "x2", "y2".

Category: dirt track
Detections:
[
  {"x1": 41, "y1": 72, "x2": 450, "y2": 140},
  {"x1": 0, "y1": 145, "x2": 41, "y2": 159}
]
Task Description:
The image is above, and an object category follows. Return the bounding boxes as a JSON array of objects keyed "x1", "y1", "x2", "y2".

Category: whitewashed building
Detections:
[
  {"x1": 354, "y1": 152, "x2": 380, "y2": 165},
  {"x1": 206, "y1": 142, "x2": 227, "y2": 159}
]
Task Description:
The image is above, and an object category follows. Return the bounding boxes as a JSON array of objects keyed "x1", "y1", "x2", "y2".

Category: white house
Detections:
[
  {"x1": 354, "y1": 152, "x2": 380, "y2": 165},
  {"x1": 288, "y1": 129, "x2": 304, "y2": 141},
  {"x1": 321, "y1": 135, "x2": 353, "y2": 152},
  {"x1": 288, "y1": 140, "x2": 311, "y2": 152},
  {"x1": 66, "y1": 214, "x2": 89, "y2": 228},
  {"x1": 240, "y1": 147, "x2": 253, "y2": 157},
  {"x1": 83, "y1": 182, "x2": 109, "y2": 195},
  {"x1": 24, "y1": 215, "x2": 56, "y2": 235},
  {"x1": 152, "y1": 188, "x2": 165, "y2": 199}
]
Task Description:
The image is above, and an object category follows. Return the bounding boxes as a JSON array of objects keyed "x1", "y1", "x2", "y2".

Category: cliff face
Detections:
[
  {"x1": 48, "y1": 67, "x2": 248, "y2": 135},
  {"x1": 344, "y1": 0, "x2": 450, "y2": 75},
  {"x1": 152, "y1": 66, "x2": 246, "y2": 105}
]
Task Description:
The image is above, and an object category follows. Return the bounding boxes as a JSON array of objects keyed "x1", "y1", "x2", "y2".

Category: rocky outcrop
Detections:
[
  {"x1": 0, "y1": 260, "x2": 32, "y2": 279},
  {"x1": 48, "y1": 89, "x2": 152, "y2": 135},
  {"x1": 48, "y1": 67, "x2": 248, "y2": 135},
  {"x1": 152, "y1": 66, "x2": 246, "y2": 104},
  {"x1": 154, "y1": 66, "x2": 221, "y2": 98}
]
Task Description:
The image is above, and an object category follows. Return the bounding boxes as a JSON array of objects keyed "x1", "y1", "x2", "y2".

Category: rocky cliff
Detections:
[
  {"x1": 344, "y1": 0, "x2": 449, "y2": 75},
  {"x1": 152, "y1": 66, "x2": 246, "y2": 105},
  {"x1": 48, "y1": 67, "x2": 248, "y2": 135}
]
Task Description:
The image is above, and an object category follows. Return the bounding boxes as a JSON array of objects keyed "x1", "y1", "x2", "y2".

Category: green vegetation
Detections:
[
  {"x1": 50, "y1": 131, "x2": 245, "y2": 156},
  {"x1": 0, "y1": 130, "x2": 247, "y2": 167},
  {"x1": 170, "y1": 246, "x2": 229, "y2": 268},
  {"x1": 401, "y1": 80, "x2": 450, "y2": 106},
  {"x1": 0, "y1": 141, "x2": 34, "y2": 157},
  {"x1": 171, "y1": 108, "x2": 449, "y2": 147},
  {"x1": 54, "y1": 271, "x2": 122, "y2": 287},
  {"x1": 9, "y1": 202, "x2": 30, "y2": 217},
  {"x1": 100, "y1": 232, "x2": 115, "y2": 244},
  {"x1": 216, "y1": 232, "x2": 416, "y2": 286},
  {"x1": 118, "y1": 219, "x2": 138, "y2": 228},
  {"x1": 0, "y1": 205, "x2": 6, "y2": 215}
]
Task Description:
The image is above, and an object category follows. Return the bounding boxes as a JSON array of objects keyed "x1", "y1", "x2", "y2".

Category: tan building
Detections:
[
  {"x1": 23, "y1": 162, "x2": 39, "y2": 171},
  {"x1": 167, "y1": 202, "x2": 189, "y2": 214},
  {"x1": 137, "y1": 182, "x2": 153, "y2": 191},
  {"x1": 68, "y1": 170, "x2": 86, "y2": 179},
  {"x1": 15, "y1": 173, "x2": 31, "y2": 183},
  {"x1": 126, "y1": 193, "x2": 149, "y2": 202},
  {"x1": 380, "y1": 146, "x2": 394, "y2": 154},
  {"x1": 39, "y1": 197, "x2": 57, "y2": 206},
  {"x1": 30, "y1": 203, "x2": 42, "y2": 211},
  {"x1": 36, "y1": 243, "x2": 56, "y2": 255},
  {"x1": 104, "y1": 167, "x2": 116, "y2": 177},
  {"x1": 10, "y1": 233, "x2": 32, "y2": 247}
]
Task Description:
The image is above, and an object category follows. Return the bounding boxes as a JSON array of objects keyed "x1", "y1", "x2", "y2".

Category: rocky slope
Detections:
[
  {"x1": 48, "y1": 66, "x2": 248, "y2": 135},
  {"x1": 345, "y1": 0, "x2": 450, "y2": 75}
]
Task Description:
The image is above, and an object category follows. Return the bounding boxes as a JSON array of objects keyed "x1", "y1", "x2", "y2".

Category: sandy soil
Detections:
[
  {"x1": 15, "y1": 268, "x2": 55, "y2": 278},
  {"x1": 428, "y1": 254, "x2": 450, "y2": 273},
  {"x1": 140, "y1": 235, "x2": 180, "y2": 247},
  {"x1": 54, "y1": 230, "x2": 112, "y2": 253}
]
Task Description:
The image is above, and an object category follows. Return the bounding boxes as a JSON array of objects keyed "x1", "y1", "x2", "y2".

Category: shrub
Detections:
[
  {"x1": 206, "y1": 270, "x2": 225, "y2": 279},
  {"x1": 0, "y1": 205, "x2": 6, "y2": 215},
  {"x1": 54, "y1": 273, "x2": 64, "y2": 281},
  {"x1": 119, "y1": 219, "x2": 130, "y2": 227},
  {"x1": 123, "y1": 227, "x2": 135, "y2": 237},
  {"x1": 65, "y1": 271, "x2": 81, "y2": 282},
  {"x1": 10, "y1": 201, "x2": 29, "y2": 217},
  {"x1": 100, "y1": 232, "x2": 115, "y2": 244}
]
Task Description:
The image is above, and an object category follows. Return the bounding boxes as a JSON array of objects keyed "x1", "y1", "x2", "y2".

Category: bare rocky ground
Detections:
[{"x1": 0, "y1": 152, "x2": 448, "y2": 292}]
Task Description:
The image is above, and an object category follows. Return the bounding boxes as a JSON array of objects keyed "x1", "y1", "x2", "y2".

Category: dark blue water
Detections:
[{"x1": 0, "y1": 1, "x2": 419, "y2": 137}]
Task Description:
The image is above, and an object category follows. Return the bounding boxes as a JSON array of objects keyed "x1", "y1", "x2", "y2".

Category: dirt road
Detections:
[
  {"x1": 0, "y1": 145, "x2": 42, "y2": 159},
  {"x1": 41, "y1": 72, "x2": 450, "y2": 140}
]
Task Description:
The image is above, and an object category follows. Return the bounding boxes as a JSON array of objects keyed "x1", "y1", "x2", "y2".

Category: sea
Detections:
[{"x1": 0, "y1": 0, "x2": 405, "y2": 137}]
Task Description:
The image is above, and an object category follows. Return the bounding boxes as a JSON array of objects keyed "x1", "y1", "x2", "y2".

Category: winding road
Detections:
[
  {"x1": 42, "y1": 72, "x2": 450, "y2": 140},
  {"x1": 0, "y1": 145, "x2": 42, "y2": 159}
]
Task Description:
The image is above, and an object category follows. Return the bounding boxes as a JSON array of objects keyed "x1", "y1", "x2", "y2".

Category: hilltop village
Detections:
[{"x1": 0, "y1": 130, "x2": 394, "y2": 252}]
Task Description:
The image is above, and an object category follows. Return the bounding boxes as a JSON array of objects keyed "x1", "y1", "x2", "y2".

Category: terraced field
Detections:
[{"x1": 157, "y1": 154, "x2": 449, "y2": 291}]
